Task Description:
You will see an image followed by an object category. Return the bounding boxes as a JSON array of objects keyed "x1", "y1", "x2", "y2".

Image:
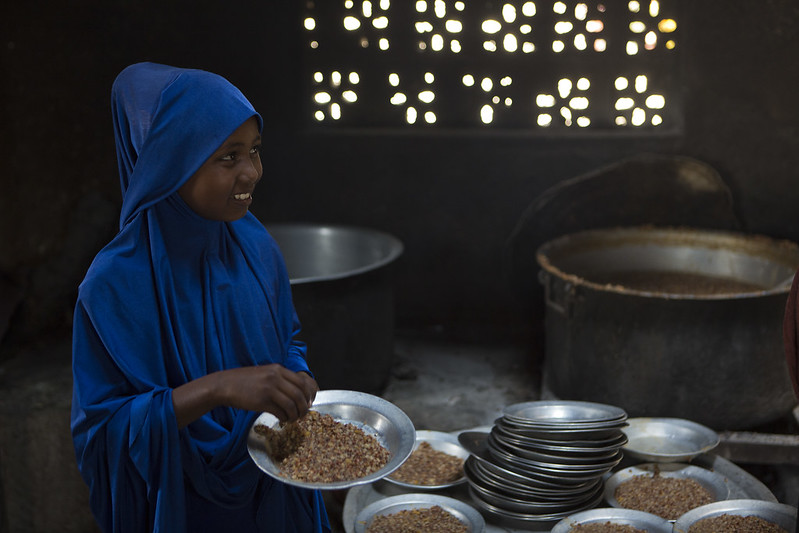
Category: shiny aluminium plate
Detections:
[
  {"x1": 622, "y1": 417, "x2": 720, "y2": 463},
  {"x1": 502, "y1": 400, "x2": 627, "y2": 426},
  {"x1": 604, "y1": 463, "x2": 732, "y2": 511},
  {"x1": 383, "y1": 430, "x2": 469, "y2": 490},
  {"x1": 551, "y1": 508, "x2": 673, "y2": 533},
  {"x1": 672, "y1": 499, "x2": 797, "y2": 533},
  {"x1": 353, "y1": 493, "x2": 485, "y2": 533},
  {"x1": 247, "y1": 389, "x2": 415, "y2": 490}
]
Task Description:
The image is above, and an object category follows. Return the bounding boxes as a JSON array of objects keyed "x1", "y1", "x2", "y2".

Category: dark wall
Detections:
[{"x1": 3, "y1": 1, "x2": 799, "y2": 353}]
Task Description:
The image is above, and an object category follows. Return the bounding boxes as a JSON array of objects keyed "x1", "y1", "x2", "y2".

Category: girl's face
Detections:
[{"x1": 178, "y1": 117, "x2": 262, "y2": 222}]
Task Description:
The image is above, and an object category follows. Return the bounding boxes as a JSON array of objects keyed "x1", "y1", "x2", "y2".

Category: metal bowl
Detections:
[
  {"x1": 502, "y1": 400, "x2": 627, "y2": 426},
  {"x1": 605, "y1": 463, "x2": 732, "y2": 516},
  {"x1": 384, "y1": 430, "x2": 469, "y2": 490},
  {"x1": 552, "y1": 507, "x2": 673, "y2": 533},
  {"x1": 623, "y1": 417, "x2": 720, "y2": 463},
  {"x1": 247, "y1": 390, "x2": 415, "y2": 490},
  {"x1": 353, "y1": 494, "x2": 485, "y2": 533},
  {"x1": 672, "y1": 499, "x2": 797, "y2": 533}
]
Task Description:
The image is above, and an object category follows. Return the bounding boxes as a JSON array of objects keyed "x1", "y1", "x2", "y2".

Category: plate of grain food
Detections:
[
  {"x1": 353, "y1": 493, "x2": 485, "y2": 533},
  {"x1": 384, "y1": 430, "x2": 469, "y2": 490},
  {"x1": 550, "y1": 507, "x2": 673, "y2": 533},
  {"x1": 622, "y1": 418, "x2": 720, "y2": 463},
  {"x1": 247, "y1": 390, "x2": 415, "y2": 490},
  {"x1": 604, "y1": 463, "x2": 732, "y2": 521},
  {"x1": 672, "y1": 499, "x2": 797, "y2": 533}
]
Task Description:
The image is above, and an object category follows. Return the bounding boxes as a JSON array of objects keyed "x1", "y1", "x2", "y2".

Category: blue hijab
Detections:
[{"x1": 71, "y1": 62, "x2": 330, "y2": 533}]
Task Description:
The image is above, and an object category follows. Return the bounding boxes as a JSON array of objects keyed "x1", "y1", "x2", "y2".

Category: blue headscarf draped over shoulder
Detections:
[{"x1": 71, "y1": 63, "x2": 329, "y2": 533}]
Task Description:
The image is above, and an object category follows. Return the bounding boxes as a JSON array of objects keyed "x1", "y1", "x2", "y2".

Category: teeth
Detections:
[{"x1": 234, "y1": 192, "x2": 252, "y2": 200}]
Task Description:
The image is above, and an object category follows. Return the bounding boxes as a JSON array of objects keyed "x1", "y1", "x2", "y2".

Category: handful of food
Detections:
[{"x1": 254, "y1": 410, "x2": 390, "y2": 484}]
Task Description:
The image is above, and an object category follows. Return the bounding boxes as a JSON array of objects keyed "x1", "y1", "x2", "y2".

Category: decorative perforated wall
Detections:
[{"x1": 302, "y1": 0, "x2": 680, "y2": 132}]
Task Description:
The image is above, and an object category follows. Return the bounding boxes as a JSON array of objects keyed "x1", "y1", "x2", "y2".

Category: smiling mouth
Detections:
[{"x1": 233, "y1": 192, "x2": 252, "y2": 200}]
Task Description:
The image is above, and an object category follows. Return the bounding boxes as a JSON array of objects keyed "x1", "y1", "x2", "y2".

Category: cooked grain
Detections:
[
  {"x1": 365, "y1": 505, "x2": 468, "y2": 533},
  {"x1": 688, "y1": 514, "x2": 788, "y2": 533},
  {"x1": 614, "y1": 473, "x2": 714, "y2": 520},
  {"x1": 388, "y1": 441, "x2": 464, "y2": 486}
]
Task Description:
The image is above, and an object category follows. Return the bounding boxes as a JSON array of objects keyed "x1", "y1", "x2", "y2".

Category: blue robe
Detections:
[{"x1": 70, "y1": 62, "x2": 330, "y2": 533}]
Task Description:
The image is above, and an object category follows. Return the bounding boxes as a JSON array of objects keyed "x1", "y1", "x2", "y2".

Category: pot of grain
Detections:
[
  {"x1": 536, "y1": 226, "x2": 799, "y2": 430},
  {"x1": 266, "y1": 223, "x2": 403, "y2": 394}
]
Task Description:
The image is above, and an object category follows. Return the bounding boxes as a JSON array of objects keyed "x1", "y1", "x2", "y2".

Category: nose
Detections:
[{"x1": 240, "y1": 156, "x2": 262, "y2": 185}]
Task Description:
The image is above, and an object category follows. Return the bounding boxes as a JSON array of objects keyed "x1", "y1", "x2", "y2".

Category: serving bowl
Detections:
[{"x1": 247, "y1": 390, "x2": 415, "y2": 490}]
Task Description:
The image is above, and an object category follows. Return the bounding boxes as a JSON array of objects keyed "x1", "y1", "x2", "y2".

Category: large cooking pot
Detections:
[
  {"x1": 536, "y1": 226, "x2": 799, "y2": 430},
  {"x1": 266, "y1": 223, "x2": 403, "y2": 394}
]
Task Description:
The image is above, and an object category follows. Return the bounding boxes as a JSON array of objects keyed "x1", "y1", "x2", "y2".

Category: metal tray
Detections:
[
  {"x1": 673, "y1": 499, "x2": 797, "y2": 533},
  {"x1": 247, "y1": 390, "x2": 415, "y2": 490},
  {"x1": 551, "y1": 507, "x2": 673, "y2": 533},
  {"x1": 353, "y1": 493, "x2": 485, "y2": 533},
  {"x1": 604, "y1": 463, "x2": 732, "y2": 513},
  {"x1": 623, "y1": 417, "x2": 720, "y2": 463},
  {"x1": 384, "y1": 430, "x2": 469, "y2": 490}
]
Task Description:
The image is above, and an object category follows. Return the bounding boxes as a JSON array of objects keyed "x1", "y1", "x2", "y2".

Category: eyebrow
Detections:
[{"x1": 218, "y1": 135, "x2": 261, "y2": 151}]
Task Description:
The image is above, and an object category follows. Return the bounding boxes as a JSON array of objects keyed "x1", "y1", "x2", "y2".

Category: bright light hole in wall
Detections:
[
  {"x1": 650, "y1": 0, "x2": 660, "y2": 17},
  {"x1": 554, "y1": 2, "x2": 567, "y2": 15},
  {"x1": 503, "y1": 4, "x2": 517, "y2": 23},
  {"x1": 331, "y1": 71, "x2": 342, "y2": 86},
  {"x1": 555, "y1": 21, "x2": 573, "y2": 34},
  {"x1": 558, "y1": 78, "x2": 572, "y2": 98},
  {"x1": 484, "y1": 41, "x2": 498, "y2": 52},
  {"x1": 462, "y1": 74, "x2": 475, "y2": 87},
  {"x1": 389, "y1": 73, "x2": 400, "y2": 86},
  {"x1": 522, "y1": 2, "x2": 536, "y2": 16},
  {"x1": 432, "y1": 34, "x2": 444, "y2": 51},
  {"x1": 576, "y1": 77, "x2": 590, "y2": 90},
  {"x1": 504, "y1": 34, "x2": 518, "y2": 52},
  {"x1": 344, "y1": 16, "x2": 361, "y2": 31},
  {"x1": 561, "y1": 107, "x2": 572, "y2": 126},
  {"x1": 425, "y1": 111, "x2": 436, "y2": 123},
  {"x1": 505, "y1": 97, "x2": 512, "y2": 106},
  {"x1": 434, "y1": 0, "x2": 445, "y2": 18},
  {"x1": 305, "y1": 18, "x2": 316, "y2": 31},
  {"x1": 390, "y1": 92, "x2": 407, "y2": 105},
  {"x1": 315, "y1": 92, "x2": 332, "y2": 104},
  {"x1": 373, "y1": 16, "x2": 388, "y2": 29},
  {"x1": 646, "y1": 94, "x2": 665, "y2": 109},
  {"x1": 630, "y1": 21, "x2": 646, "y2": 33},
  {"x1": 659, "y1": 19, "x2": 677, "y2": 32},
  {"x1": 451, "y1": 40, "x2": 462, "y2": 53},
  {"x1": 652, "y1": 114, "x2": 663, "y2": 125},
  {"x1": 594, "y1": 39, "x2": 606, "y2": 51},
  {"x1": 645, "y1": 31, "x2": 657, "y2": 50},
  {"x1": 615, "y1": 77, "x2": 629, "y2": 90},
  {"x1": 481, "y1": 78, "x2": 493, "y2": 92},
  {"x1": 481, "y1": 104, "x2": 494, "y2": 124},
  {"x1": 415, "y1": 0, "x2": 426, "y2": 12},
  {"x1": 628, "y1": 1, "x2": 640, "y2": 13},
  {"x1": 553, "y1": 41, "x2": 565, "y2": 53},
  {"x1": 483, "y1": 20, "x2": 501, "y2": 34},
  {"x1": 419, "y1": 90, "x2": 435, "y2": 103},
  {"x1": 314, "y1": 110, "x2": 325, "y2": 122},
  {"x1": 626, "y1": 41, "x2": 639, "y2": 55},
  {"x1": 632, "y1": 107, "x2": 646, "y2": 126},
  {"x1": 425, "y1": 72, "x2": 435, "y2": 83},
  {"x1": 501, "y1": 76, "x2": 512, "y2": 87},
  {"x1": 616, "y1": 97, "x2": 634, "y2": 110},
  {"x1": 330, "y1": 103, "x2": 341, "y2": 120},
  {"x1": 537, "y1": 94, "x2": 555, "y2": 107},
  {"x1": 575, "y1": 34, "x2": 587, "y2": 50},
  {"x1": 342, "y1": 90, "x2": 358, "y2": 103},
  {"x1": 362, "y1": 1, "x2": 372, "y2": 18},
  {"x1": 492, "y1": 95, "x2": 500, "y2": 104},
  {"x1": 577, "y1": 116, "x2": 590, "y2": 127},
  {"x1": 314, "y1": 71, "x2": 324, "y2": 83},
  {"x1": 406, "y1": 107, "x2": 417, "y2": 124},
  {"x1": 636, "y1": 75, "x2": 648, "y2": 92},
  {"x1": 538, "y1": 114, "x2": 552, "y2": 126},
  {"x1": 575, "y1": 3, "x2": 588, "y2": 19},
  {"x1": 446, "y1": 20, "x2": 463, "y2": 33}
]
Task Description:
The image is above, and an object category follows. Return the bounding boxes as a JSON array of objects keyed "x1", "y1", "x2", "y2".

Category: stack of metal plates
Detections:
[{"x1": 459, "y1": 400, "x2": 628, "y2": 529}]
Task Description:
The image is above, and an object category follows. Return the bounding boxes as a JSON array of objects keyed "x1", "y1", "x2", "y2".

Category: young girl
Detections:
[{"x1": 71, "y1": 62, "x2": 330, "y2": 532}]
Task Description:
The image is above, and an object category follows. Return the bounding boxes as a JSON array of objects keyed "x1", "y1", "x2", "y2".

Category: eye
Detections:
[
  {"x1": 250, "y1": 144, "x2": 262, "y2": 157},
  {"x1": 220, "y1": 151, "x2": 239, "y2": 162}
]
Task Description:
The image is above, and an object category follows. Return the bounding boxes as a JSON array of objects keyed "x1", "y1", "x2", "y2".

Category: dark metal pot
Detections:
[
  {"x1": 266, "y1": 223, "x2": 403, "y2": 394},
  {"x1": 536, "y1": 227, "x2": 799, "y2": 430}
]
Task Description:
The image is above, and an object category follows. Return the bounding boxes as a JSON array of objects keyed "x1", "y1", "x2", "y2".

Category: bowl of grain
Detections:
[
  {"x1": 551, "y1": 507, "x2": 673, "y2": 533},
  {"x1": 384, "y1": 430, "x2": 469, "y2": 490},
  {"x1": 672, "y1": 499, "x2": 797, "y2": 533},
  {"x1": 353, "y1": 493, "x2": 485, "y2": 533},
  {"x1": 247, "y1": 390, "x2": 415, "y2": 490},
  {"x1": 604, "y1": 463, "x2": 732, "y2": 521}
]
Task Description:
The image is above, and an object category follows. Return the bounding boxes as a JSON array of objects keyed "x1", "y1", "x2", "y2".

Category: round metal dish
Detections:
[
  {"x1": 672, "y1": 499, "x2": 797, "y2": 533},
  {"x1": 468, "y1": 483, "x2": 605, "y2": 525},
  {"x1": 247, "y1": 390, "x2": 415, "y2": 490},
  {"x1": 604, "y1": 463, "x2": 732, "y2": 512},
  {"x1": 384, "y1": 430, "x2": 469, "y2": 490},
  {"x1": 503, "y1": 400, "x2": 627, "y2": 426},
  {"x1": 353, "y1": 493, "x2": 485, "y2": 533},
  {"x1": 623, "y1": 417, "x2": 720, "y2": 463},
  {"x1": 552, "y1": 508, "x2": 673, "y2": 533}
]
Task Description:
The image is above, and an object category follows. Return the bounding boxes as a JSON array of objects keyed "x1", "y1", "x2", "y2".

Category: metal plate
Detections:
[
  {"x1": 672, "y1": 499, "x2": 797, "y2": 533},
  {"x1": 604, "y1": 463, "x2": 732, "y2": 513},
  {"x1": 502, "y1": 400, "x2": 627, "y2": 426},
  {"x1": 551, "y1": 508, "x2": 673, "y2": 533},
  {"x1": 353, "y1": 493, "x2": 485, "y2": 533},
  {"x1": 384, "y1": 430, "x2": 469, "y2": 490},
  {"x1": 247, "y1": 390, "x2": 415, "y2": 490},
  {"x1": 622, "y1": 417, "x2": 720, "y2": 463}
]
